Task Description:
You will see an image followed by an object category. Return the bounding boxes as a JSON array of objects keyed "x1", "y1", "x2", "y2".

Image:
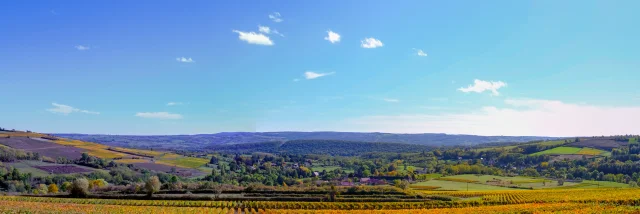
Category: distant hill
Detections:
[
  {"x1": 53, "y1": 132, "x2": 557, "y2": 151},
  {"x1": 210, "y1": 140, "x2": 433, "y2": 156}
]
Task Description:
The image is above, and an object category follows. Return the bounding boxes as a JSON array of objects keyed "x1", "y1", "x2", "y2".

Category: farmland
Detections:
[
  {"x1": 531, "y1": 146, "x2": 607, "y2": 156},
  {"x1": 3, "y1": 188, "x2": 640, "y2": 213}
]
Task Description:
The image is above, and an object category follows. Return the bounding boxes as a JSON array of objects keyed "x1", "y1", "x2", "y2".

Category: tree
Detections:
[
  {"x1": 48, "y1": 184, "x2": 59, "y2": 194},
  {"x1": 36, "y1": 184, "x2": 48, "y2": 194},
  {"x1": 70, "y1": 178, "x2": 89, "y2": 197},
  {"x1": 145, "y1": 176, "x2": 161, "y2": 197},
  {"x1": 210, "y1": 156, "x2": 219, "y2": 164},
  {"x1": 61, "y1": 182, "x2": 72, "y2": 192}
]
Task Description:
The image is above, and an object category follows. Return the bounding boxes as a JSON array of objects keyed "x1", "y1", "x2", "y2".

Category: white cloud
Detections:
[
  {"x1": 175, "y1": 57, "x2": 194, "y2": 63},
  {"x1": 414, "y1": 48, "x2": 427, "y2": 56},
  {"x1": 47, "y1": 103, "x2": 100, "y2": 115},
  {"x1": 258, "y1": 25, "x2": 284, "y2": 37},
  {"x1": 324, "y1": 30, "x2": 341, "y2": 44},
  {"x1": 258, "y1": 25, "x2": 271, "y2": 34},
  {"x1": 361, "y1": 38, "x2": 383, "y2": 48},
  {"x1": 458, "y1": 79, "x2": 507, "y2": 96},
  {"x1": 344, "y1": 99, "x2": 640, "y2": 137},
  {"x1": 75, "y1": 45, "x2": 90, "y2": 51},
  {"x1": 382, "y1": 98, "x2": 400, "y2": 103},
  {"x1": 166, "y1": 102, "x2": 184, "y2": 106},
  {"x1": 304, "y1": 71, "x2": 335, "y2": 80},
  {"x1": 232, "y1": 30, "x2": 274, "y2": 46},
  {"x1": 268, "y1": 12, "x2": 283, "y2": 22},
  {"x1": 135, "y1": 112, "x2": 183, "y2": 120}
]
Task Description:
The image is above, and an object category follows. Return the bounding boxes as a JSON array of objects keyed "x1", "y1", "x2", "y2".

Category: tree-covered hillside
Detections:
[{"x1": 210, "y1": 140, "x2": 433, "y2": 156}]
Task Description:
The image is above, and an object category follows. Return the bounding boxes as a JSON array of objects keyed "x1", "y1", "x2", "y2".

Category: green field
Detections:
[
  {"x1": 441, "y1": 174, "x2": 540, "y2": 183},
  {"x1": 531, "y1": 146, "x2": 607, "y2": 156},
  {"x1": 477, "y1": 140, "x2": 566, "y2": 152}
]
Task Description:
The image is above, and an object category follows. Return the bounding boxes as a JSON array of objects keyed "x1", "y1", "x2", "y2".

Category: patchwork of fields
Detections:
[{"x1": 0, "y1": 132, "x2": 210, "y2": 177}]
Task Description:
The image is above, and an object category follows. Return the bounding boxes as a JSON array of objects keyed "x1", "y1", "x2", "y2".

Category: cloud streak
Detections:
[
  {"x1": 304, "y1": 71, "x2": 335, "y2": 80},
  {"x1": 268, "y1": 12, "x2": 283, "y2": 22},
  {"x1": 135, "y1": 112, "x2": 183, "y2": 120},
  {"x1": 458, "y1": 79, "x2": 507, "y2": 96},
  {"x1": 47, "y1": 103, "x2": 100, "y2": 115},
  {"x1": 75, "y1": 45, "x2": 90, "y2": 51},
  {"x1": 175, "y1": 57, "x2": 194, "y2": 63}
]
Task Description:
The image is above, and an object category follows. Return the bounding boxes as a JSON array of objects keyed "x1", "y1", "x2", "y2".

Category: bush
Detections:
[
  {"x1": 48, "y1": 184, "x2": 59, "y2": 194},
  {"x1": 61, "y1": 182, "x2": 72, "y2": 192},
  {"x1": 37, "y1": 184, "x2": 48, "y2": 194},
  {"x1": 145, "y1": 176, "x2": 161, "y2": 196},
  {"x1": 70, "y1": 178, "x2": 89, "y2": 197}
]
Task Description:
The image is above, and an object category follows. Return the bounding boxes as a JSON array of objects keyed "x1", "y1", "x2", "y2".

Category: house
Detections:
[
  {"x1": 313, "y1": 171, "x2": 319, "y2": 177},
  {"x1": 340, "y1": 181, "x2": 354, "y2": 186}
]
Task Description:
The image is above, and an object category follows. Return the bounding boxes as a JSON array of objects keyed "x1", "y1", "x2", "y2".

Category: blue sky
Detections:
[{"x1": 1, "y1": 1, "x2": 639, "y2": 136}]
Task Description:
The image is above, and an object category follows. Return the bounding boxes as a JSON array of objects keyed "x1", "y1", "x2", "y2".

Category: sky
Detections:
[{"x1": 1, "y1": 1, "x2": 639, "y2": 137}]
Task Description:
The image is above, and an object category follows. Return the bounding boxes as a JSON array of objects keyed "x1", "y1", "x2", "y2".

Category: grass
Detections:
[
  {"x1": 531, "y1": 146, "x2": 607, "y2": 156},
  {"x1": 311, "y1": 165, "x2": 341, "y2": 172},
  {"x1": 412, "y1": 179, "x2": 518, "y2": 191},
  {"x1": 114, "y1": 158, "x2": 150, "y2": 164},
  {"x1": 157, "y1": 157, "x2": 209, "y2": 169},
  {"x1": 4, "y1": 162, "x2": 50, "y2": 177},
  {"x1": 576, "y1": 147, "x2": 607, "y2": 155},
  {"x1": 442, "y1": 174, "x2": 540, "y2": 183}
]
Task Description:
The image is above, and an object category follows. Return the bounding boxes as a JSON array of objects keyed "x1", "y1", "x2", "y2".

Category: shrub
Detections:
[
  {"x1": 37, "y1": 184, "x2": 48, "y2": 194},
  {"x1": 145, "y1": 176, "x2": 161, "y2": 196},
  {"x1": 61, "y1": 182, "x2": 72, "y2": 192},
  {"x1": 48, "y1": 184, "x2": 59, "y2": 194},
  {"x1": 70, "y1": 178, "x2": 89, "y2": 197}
]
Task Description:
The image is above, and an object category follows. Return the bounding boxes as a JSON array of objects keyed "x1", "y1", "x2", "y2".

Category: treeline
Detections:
[
  {"x1": 210, "y1": 140, "x2": 432, "y2": 156},
  {"x1": 0, "y1": 145, "x2": 42, "y2": 162}
]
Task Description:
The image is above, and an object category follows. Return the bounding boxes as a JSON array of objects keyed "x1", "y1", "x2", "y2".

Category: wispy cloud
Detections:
[
  {"x1": 258, "y1": 25, "x2": 284, "y2": 37},
  {"x1": 268, "y1": 12, "x2": 283, "y2": 22},
  {"x1": 47, "y1": 103, "x2": 100, "y2": 115},
  {"x1": 293, "y1": 79, "x2": 300, "y2": 82},
  {"x1": 458, "y1": 79, "x2": 507, "y2": 96},
  {"x1": 75, "y1": 45, "x2": 90, "y2": 51},
  {"x1": 361, "y1": 38, "x2": 383, "y2": 48},
  {"x1": 135, "y1": 112, "x2": 183, "y2": 120},
  {"x1": 232, "y1": 30, "x2": 274, "y2": 46},
  {"x1": 175, "y1": 57, "x2": 194, "y2": 63},
  {"x1": 382, "y1": 98, "x2": 400, "y2": 103},
  {"x1": 324, "y1": 30, "x2": 341, "y2": 44},
  {"x1": 304, "y1": 71, "x2": 335, "y2": 80},
  {"x1": 346, "y1": 98, "x2": 640, "y2": 137},
  {"x1": 413, "y1": 48, "x2": 427, "y2": 56},
  {"x1": 166, "y1": 102, "x2": 185, "y2": 106}
]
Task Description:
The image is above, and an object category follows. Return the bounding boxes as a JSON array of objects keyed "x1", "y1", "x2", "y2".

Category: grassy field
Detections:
[
  {"x1": 413, "y1": 179, "x2": 518, "y2": 191},
  {"x1": 157, "y1": 157, "x2": 209, "y2": 169},
  {"x1": 114, "y1": 158, "x2": 151, "y2": 164},
  {"x1": 476, "y1": 140, "x2": 566, "y2": 152},
  {"x1": 441, "y1": 174, "x2": 540, "y2": 183},
  {"x1": 4, "y1": 161, "x2": 50, "y2": 177},
  {"x1": 531, "y1": 146, "x2": 607, "y2": 156}
]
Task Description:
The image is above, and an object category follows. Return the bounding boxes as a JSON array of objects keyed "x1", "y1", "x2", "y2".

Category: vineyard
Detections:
[{"x1": 2, "y1": 188, "x2": 640, "y2": 213}]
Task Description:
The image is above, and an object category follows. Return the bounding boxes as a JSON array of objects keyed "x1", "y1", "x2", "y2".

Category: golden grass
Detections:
[{"x1": 157, "y1": 157, "x2": 209, "y2": 169}]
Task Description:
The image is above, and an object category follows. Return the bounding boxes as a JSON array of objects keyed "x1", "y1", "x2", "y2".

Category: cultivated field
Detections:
[
  {"x1": 0, "y1": 137, "x2": 85, "y2": 159},
  {"x1": 531, "y1": 146, "x2": 607, "y2": 156},
  {"x1": 3, "y1": 188, "x2": 640, "y2": 213}
]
